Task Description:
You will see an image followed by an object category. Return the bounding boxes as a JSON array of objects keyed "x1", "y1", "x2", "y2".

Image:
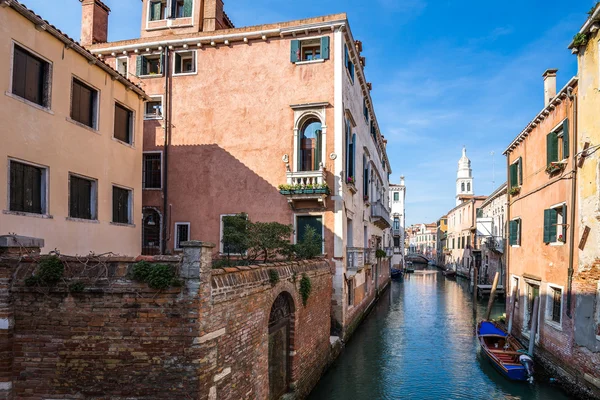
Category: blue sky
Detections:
[{"x1": 23, "y1": 0, "x2": 590, "y2": 225}]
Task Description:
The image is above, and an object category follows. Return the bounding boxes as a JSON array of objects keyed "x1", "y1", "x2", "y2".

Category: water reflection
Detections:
[{"x1": 308, "y1": 268, "x2": 571, "y2": 400}]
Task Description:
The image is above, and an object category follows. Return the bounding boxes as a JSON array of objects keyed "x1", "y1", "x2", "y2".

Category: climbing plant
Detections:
[
  {"x1": 25, "y1": 255, "x2": 64, "y2": 286},
  {"x1": 130, "y1": 261, "x2": 178, "y2": 290},
  {"x1": 299, "y1": 274, "x2": 312, "y2": 306}
]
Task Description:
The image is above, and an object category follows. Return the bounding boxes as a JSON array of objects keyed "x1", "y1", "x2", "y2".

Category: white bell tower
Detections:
[{"x1": 456, "y1": 147, "x2": 473, "y2": 205}]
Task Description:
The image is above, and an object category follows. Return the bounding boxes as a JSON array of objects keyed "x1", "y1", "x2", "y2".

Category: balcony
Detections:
[
  {"x1": 484, "y1": 236, "x2": 505, "y2": 254},
  {"x1": 371, "y1": 200, "x2": 392, "y2": 229},
  {"x1": 392, "y1": 228, "x2": 402, "y2": 237},
  {"x1": 279, "y1": 168, "x2": 329, "y2": 209},
  {"x1": 347, "y1": 247, "x2": 365, "y2": 271},
  {"x1": 364, "y1": 248, "x2": 376, "y2": 265}
]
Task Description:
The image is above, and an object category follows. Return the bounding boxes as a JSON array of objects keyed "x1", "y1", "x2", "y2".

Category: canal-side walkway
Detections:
[{"x1": 309, "y1": 269, "x2": 572, "y2": 400}]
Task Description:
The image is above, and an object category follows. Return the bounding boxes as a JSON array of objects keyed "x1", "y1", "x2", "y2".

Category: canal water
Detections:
[{"x1": 308, "y1": 267, "x2": 572, "y2": 400}]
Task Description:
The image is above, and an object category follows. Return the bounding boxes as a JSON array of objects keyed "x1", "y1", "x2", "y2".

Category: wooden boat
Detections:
[
  {"x1": 443, "y1": 269, "x2": 456, "y2": 278},
  {"x1": 477, "y1": 321, "x2": 534, "y2": 382},
  {"x1": 391, "y1": 268, "x2": 403, "y2": 278}
]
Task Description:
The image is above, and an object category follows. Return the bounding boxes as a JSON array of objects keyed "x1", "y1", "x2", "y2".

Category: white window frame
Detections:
[
  {"x1": 69, "y1": 75, "x2": 101, "y2": 131},
  {"x1": 142, "y1": 151, "x2": 163, "y2": 190},
  {"x1": 147, "y1": 0, "x2": 167, "y2": 23},
  {"x1": 144, "y1": 95, "x2": 164, "y2": 120},
  {"x1": 8, "y1": 41, "x2": 53, "y2": 112},
  {"x1": 548, "y1": 202, "x2": 567, "y2": 246},
  {"x1": 174, "y1": 222, "x2": 191, "y2": 250},
  {"x1": 545, "y1": 283, "x2": 564, "y2": 331},
  {"x1": 172, "y1": 50, "x2": 197, "y2": 76},
  {"x1": 295, "y1": 37, "x2": 326, "y2": 65},
  {"x1": 67, "y1": 172, "x2": 98, "y2": 221},
  {"x1": 111, "y1": 184, "x2": 134, "y2": 226},
  {"x1": 6, "y1": 158, "x2": 49, "y2": 217},
  {"x1": 113, "y1": 100, "x2": 136, "y2": 147},
  {"x1": 138, "y1": 53, "x2": 164, "y2": 78},
  {"x1": 116, "y1": 56, "x2": 129, "y2": 77},
  {"x1": 294, "y1": 213, "x2": 325, "y2": 254},
  {"x1": 219, "y1": 213, "x2": 247, "y2": 255}
]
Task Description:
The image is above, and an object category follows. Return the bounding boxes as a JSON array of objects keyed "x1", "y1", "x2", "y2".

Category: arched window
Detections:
[
  {"x1": 461, "y1": 182, "x2": 465, "y2": 192},
  {"x1": 142, "y1": 208, "x2": 161, "y2": 255},
  {"x1": 467, "y1": 182, "x2": 471, "y2": 192},
  {"x1": 299, "y1": 118, "x2": 322, "y2": 171}
]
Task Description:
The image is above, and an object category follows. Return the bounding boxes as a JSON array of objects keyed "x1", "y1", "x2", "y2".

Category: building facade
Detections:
[
  {"x1": 389, "y1": 176, "x2": 406, "y2": 268},
  {"x1": 475, "y1": 183, "x2": 507, "y2": 286},
  {"x1": 0, "y1": 1, "x2": 148, "y2": 256},
  {"x1": 86, "y1": 0, "x2": 392, "y2": 340},
  {"x1": 436, "y1": 216, "x2": 447, "y2": 267},
  {"x1": 414, "y1": 222, "x2": 436, "y2": 259}
]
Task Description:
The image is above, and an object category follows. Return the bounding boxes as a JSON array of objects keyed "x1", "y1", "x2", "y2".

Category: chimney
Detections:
[
  {"x1": 543, "y1": 69, "x2": 558, "y2": 106},
  {"x1": 203, "y1": 0, "x2": 224, "y2": 32},
  {"x1": 80, "y1": 0, "x2": 110, "y2": 47}
]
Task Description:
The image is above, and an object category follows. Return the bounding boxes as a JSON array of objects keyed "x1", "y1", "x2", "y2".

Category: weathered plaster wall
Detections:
[
  {"x1": 0, "y1": 7, "x2": 144, "y2": 256},
  {"x1": 445, "y1": 198, "x2": 485, "y2": 276}
]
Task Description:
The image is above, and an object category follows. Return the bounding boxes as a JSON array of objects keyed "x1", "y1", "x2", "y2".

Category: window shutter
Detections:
[
  {"x1": 561, "y1": 204, "x2": 567, "y2": 241},
  {"x1": 509, "y1": 220, "x2": 516, "y2": 245},
  {"x1": 351, "y1": 133, "x2": 356, "y2": 178},
  {"x1": 546, "y1": 131, "x2": 558, "y2": 165},
  {"x1": 518, "y1": 157, "x2": 523, "y2": 185},
  {"x1": 183, "y1": 0, "x2": 192, "y2": 17},
  {"x1": 174, "y1": 53, "x2": 182, "y2": 74},
  {"x1": 562, "y1": 119, "x2": 569, "y2": 159},
  {"x1": 321, "y1": 36, "x2": 330, "y2": 60},
  {"x1": 169, "y1": 0, "x2": 177, "y2": 18},
  {"x1": 509, "y1": 163, "x2": 517, "y2": 188},
  {"x1": 159, "y1": 52, "x2": 164, "y2": 74},
  {"x1": 151, "y1": 1, "x2": 162, "y2": 20},
  {"x1": 12, "y1": 47, "x2": 27, "y2": 99},
  {"x1": 71, "y1": 80, "x2": 81, "y2": 122},
  {"x1": 136, "y1": 56, "x2": 144, "y2": 76},
  {"x1": 544, "y1": 209, "x2": 558, "y2": 243},
  {"x1": 290, "y1": 40, "x2": 300, "y2": 63}
]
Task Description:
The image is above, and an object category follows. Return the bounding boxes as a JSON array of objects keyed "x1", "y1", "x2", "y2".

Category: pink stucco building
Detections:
[{"x1": 85, "y1": 0, "x2": 392, "y2": 340}]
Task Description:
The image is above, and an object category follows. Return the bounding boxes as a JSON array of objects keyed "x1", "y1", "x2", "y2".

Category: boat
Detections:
[
  {"x1": 443, "y1": 269, "x2": 456, "y2": 278},
  {"x1": 391, "y1": 268, "x2": 403, "y2": 278},
  {"x1": 404, "y1": 267, "x2": 415, "y2": 273},
  {"x1": 477, "y1": 321, "x2": 534, "y2": 382}
]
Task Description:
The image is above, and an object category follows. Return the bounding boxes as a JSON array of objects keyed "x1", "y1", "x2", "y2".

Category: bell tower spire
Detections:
[{"x1": 456, "y1": 146, "x2": 473, "y2": 205}]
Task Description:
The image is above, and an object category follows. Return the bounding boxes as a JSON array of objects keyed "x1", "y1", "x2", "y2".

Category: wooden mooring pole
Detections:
[
  {"x1": 484, "y1": 272, "x2": 500, "y2": 321},
  {"x1": 507, "y1": 283, "x2": 518, "y2": 335},
  {"x1": 472, "y1": 266, "x2": 478, "y2": 309}
]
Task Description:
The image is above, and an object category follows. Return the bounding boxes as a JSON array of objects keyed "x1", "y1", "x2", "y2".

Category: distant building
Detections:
[
  {"x1": 456, "y1": 147, "x2": 474, "y2": 206},
  {"x1": 0, "y1": 1, "x2": 148, "y2": 255},
  {"x1": 436, "y1": 216, "x2": 447, "y2": 267},
  {"x1": 414, "y1": 223, "x2": 437, "y2": 259},
  {"x1": 389, "y1": 176, "x2": 406, "y2": 267},
  {"x1": 475, "y1": 183, "x2": 507, "y2": 285}
]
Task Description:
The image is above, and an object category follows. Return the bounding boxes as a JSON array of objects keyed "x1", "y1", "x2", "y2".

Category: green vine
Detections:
[
  {"x1": 68, "y1": 281, "x2": 86, "y2": 293},
  {"x1": 268, "y1": 269, "x2": 280, "y2": 285},
  {"x1": 573, "y1": 33, "x2": 588, "y2": 47},
  {"x1": 25, "y1": 255, "x2": 64, "y2": 286},
  {"x1": 376, "y1": 249, "x2": 387, "y2": 259},
  {"x1": 131, "y1": 261, "x2": 177, "y2": 290},
  {"x1": 299, "y1": 274, "x2": 312, "y2": 306}
]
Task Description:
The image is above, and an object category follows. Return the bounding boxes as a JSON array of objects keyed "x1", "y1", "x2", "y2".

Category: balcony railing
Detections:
[
  {"x1": 280, "y1": 168, "x2": 328, "y2": 208},
  {"x1": 286, "y1": 168, "x2": 326, "y2": 187},
  {"x1": 392, "y1": 228, "x2": 402, "y2": 236},
  {"x1": 347, "y1": 247, "x2": 365, "y2": 270},
  {"x1": 364, "y1": 248, "x2": 376, "y2": 265},
  {"x1": 484, "y1": 236, "x2": 505, "y2": 254},
  {"x1": 371, "y1": 200, "x2": 392, "y2": 229}
]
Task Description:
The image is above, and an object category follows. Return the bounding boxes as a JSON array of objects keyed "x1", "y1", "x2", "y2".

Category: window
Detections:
[
  {"x1": 344, "y1": 44, "x2": 355, "y2": 83},
  {"x1": 299, "y1": 119, "x2": 322, "y2": 171},
  {"x1": 467, "y1": 182, "x2": 471, "y2": 192},
  {"x1": 142, "y1": 208, "x2": 161, "y2": 255},
  {"x1": 363, "y1": 156, "x2": 369, "y2": 196},
  {"x1": 393, "y1": 192, "x2": 399, "y2": 202},
  {"x1": 145, "y1": 96, "x2": 163, "y2": 119},
  {"x1": 9, "y1": 160, "x2": 47, "y2": 214},
  {"x1": 296, "y1": 215, "x2": 323, "y2": 253},
  {"x1": 290, "y1": 37, "x2": 330, "y2": 63},
  {"x1": 114, "y1": 103, "x2": 133, "y2": 144},
  {"x1": 363, "y1": 98, "x2": 369, "y2": 122},
  {"x1": 344, "y1": 121, "x2": 355, "y2": 179},
  {"x1": 512, "y1": 276, "x2": 520, "y2": 309},
  {"x1": 461, "y1": 182, "x2": 465, "y2": 192},
  {"x1": 143, "y1": 153, "x2": 162, "y2": 189},
  {"x1": 149, "y1": 0, "x2": 167, "y2": 21},
  {"x1": 221, "y1": 214, "x2": 248, "y2": 254},
  {"x1": 393, "y1": 218, "x2": 400, "y2": 230},
  {"x1": 347, "y1": 279, "x2": 355, "y2": 306},
  {"x1": 509, "y1": 218, "x2": 521, "y2": 246},
  {"x1": 11, "y1": 44, "x2": 51, "y2": 108},
  {"x1": 112, "y1": 186, "x2": 132, "y2": 224},
  {"x1": 546, "y1": 119, "x2": 569, "y2": 166},
  {"x1": 510, "y1": 158, "x2": 523, "y2": 188},
  {"x1": 136, "y1": 54, "x2": 163, "y2": 77},
  {"x1": 173, "y1": 0, "x2": 192, "y2": 18},
  {"x1": 69, "y1": 174, "x2": 97, "y2": 220},
  {"x1": 116, "y1": 57, "x2": 128, "y2": 77},
  {"x1": 525, "y1": 282, "x2": 540, "y2": 337},
  {"x1": 71, "y1": 78, "x2": 98, "y2": 129},
  {"x1": 174, "y1": 222, "x2": 190, "y2": 250},
  {"x1": 546, "y1": 285, "x2": 563, "y2": 326},
  {"x1": 174, "y1": 51, "x2": 196, "y2": 75},
  {"x1": 544, "y1": 204, "x2": 567, "y2": 244}
]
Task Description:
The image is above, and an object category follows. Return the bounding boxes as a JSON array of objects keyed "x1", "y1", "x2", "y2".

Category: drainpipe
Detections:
[
  {"x1": 566, "y1": 86, "x2": 577, "y2": 318},
  {"x1": 161, "y1": 48, "x2": 170, "y2": 255}
]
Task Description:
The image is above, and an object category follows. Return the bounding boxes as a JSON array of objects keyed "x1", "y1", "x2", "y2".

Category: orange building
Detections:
[{"x1": 84, "y1": 0, "x2": 392, "y2": 341}]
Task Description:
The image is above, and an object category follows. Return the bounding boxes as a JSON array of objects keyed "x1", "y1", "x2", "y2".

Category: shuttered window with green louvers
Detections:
[
  {"x1": 543, "y1": 208, "x2": 558, "y2": 244},
  {"x1": 562, "y1": 119, "x2": 569, "y2": 159},
  {"x1": 150, "y1": 0, "x2": 164, "y2": 21},
  {"x1": 546, "y1": 131, "x2": 559, "y2": 166},
  {"x1": 290, "y1": 37, "x2": 330, "y2": 63},
  {"x1": 510, "y1": 157, "x2": 522, "y2": 188},
  {"x1": 509, "y1": 219, "x2": 521, "y2": 246},
  {"x1": 183, "y1": 0, "x2": 192, "y2": 17}
]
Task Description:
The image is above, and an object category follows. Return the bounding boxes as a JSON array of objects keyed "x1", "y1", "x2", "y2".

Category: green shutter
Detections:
[
  {"x1": 510, "y1": 162, "x2": 518, "y2": 189},
  {"x1": 151, "y1": 1, "x2": 162, "y2": 20},
  {"x1": 561, "y1": 204, "x2": 567, "y2": 241},
  {"x1": 321, "y1": 36, "x2": 330, "y2": 60},
  {"x1": 547, "y1": 131, "x2": 558, "y2": 166},
  {"x1": 518, "y1": 157, "x2": 523, "y2": 185},
  {"x1": 562, "y1": 119, "x2": 569, "y2": 159},
  {"x1": 136, "y1": 56, "x2": 143, "y2": 76},
  {"x1": 290, "y1": 40, "x2": 299, "y2": 63},
  {"x1": 344, "y1": 44, "x2": 349, "y2": 68},
  {"x1": 509, "y1": 220, "x2": 516, "y2": 245},
  {"x1": 183, "y1": 0, "x2": 192, "y2": 17},
  {"x1": 315, "y1": 129, "x2": 322, "y2": 170},
  {"x1": 544, "y1": 209, "x2": 558, "y2": 243},
  {"x1": 169, "y1": 0, "x2": 177, "y2": 18}
]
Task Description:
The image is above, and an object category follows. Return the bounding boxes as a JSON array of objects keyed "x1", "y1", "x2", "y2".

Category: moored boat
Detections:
[
  {"x1": 477, "y1": 321, "x2": 534, "y2": 382},
  {"x1": 443, "y1": 269, "x2": 456, "y2": 278},
  {"x1": 391, "y1": 268, "x2": 403, "y2": 278}
]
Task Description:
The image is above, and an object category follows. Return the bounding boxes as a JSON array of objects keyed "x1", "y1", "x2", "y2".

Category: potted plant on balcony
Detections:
[
  {"x1": 508, "y1": 186, "x2": 521, "y2": 196},
  {"x1": 315, "y1": 183, "x2": 330, "y2": 194},
  {"x1": 545, "y1": 162, "x2": 565, "y2": 175},
  {"x1": 278, "y1": 184, "x2": 293, "y2": 195},
  {"x1": 304, "y1": 184, "x2": 315, "y2": 194}
]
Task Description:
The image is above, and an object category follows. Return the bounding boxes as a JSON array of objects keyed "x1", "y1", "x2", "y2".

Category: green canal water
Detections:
[{"x1": 308, "y1": 268, "x2": 573, "y2": 400}]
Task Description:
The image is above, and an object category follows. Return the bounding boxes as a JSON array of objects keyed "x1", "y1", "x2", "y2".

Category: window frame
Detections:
[
  {"x1": 142, "y1": 151, "x2": 163, "y2": 190},
  {"x1": 172, "y1": 50, "x2": 197, "y2": 76},
  {"x1": 545, "y1": 283, "x2": 564, "y2": 330},
  {"x1": 510, "y1": 157, "x2": 523, "y2": 188},
  {"x1": 291, "y1": 36, "x2": 330, "y2": 65},
  {"x1": 113, "y1": 101, "x2": 135, "y2": 146},
  {"x1": 70, "y1": 76, "x2": 100, "y2": 131},
  {"x1": 148, "y1": 0, "x2": 167, "y2": 22},
  {"x1": 294, "y1": 213, "x2": 325, "y2": 254},
  {"x1": 111, "y1": 184, "x2": 134, "y2": 226},
  {"x1": 509, "y1": 217, "x2": 522, "y2": 247},
  {"x1": 544, "y1": 202, "x2": 567, "y2": 245},
  {"x1": 174, "y1": 222, "x2": 191, "y2": 250},
  {"x1": 9, "y1": 41, "x2": 53, "y2": 110},
  {"x1": 6, "y1": 158, "x2": 49, "y2": 216},
  {"x1": 137, "y1": 53, "x2": 164, "y2": 78},
  {"x1": 67, "y1": 173, "x2": 98, "y2": 221},
  {"x1": 144, "y1": 95, "x2": 164, "y2": 120},
  {"x1": 116, "y1": 56, "x2": 129, "y2": 77}
]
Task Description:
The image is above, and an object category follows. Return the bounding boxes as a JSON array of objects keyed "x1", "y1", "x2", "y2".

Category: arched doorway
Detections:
[
  {"x1": 142, "y1": 208, "x2": 161, "y2": 255},
  {"x1": 268, "y1": 292, "x2": 294, "y2": 400}
]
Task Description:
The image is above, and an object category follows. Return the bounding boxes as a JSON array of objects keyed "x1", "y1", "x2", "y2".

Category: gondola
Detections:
[{"x1": 477, "y1": 321, "x2": 534, "y2": 382}]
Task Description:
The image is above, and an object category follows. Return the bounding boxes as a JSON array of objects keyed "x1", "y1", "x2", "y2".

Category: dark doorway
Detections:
[
  {"x1": 269, "y1": 292, "x2": 294, "y2": 400},
  {"x1": 142, "y1": 208, "x2": 161, "y2": 255}
]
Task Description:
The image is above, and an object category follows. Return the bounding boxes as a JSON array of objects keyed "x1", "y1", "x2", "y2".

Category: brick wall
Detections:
[{"x1": 1, "y1": 238, "x2": 334, "y2": 400}]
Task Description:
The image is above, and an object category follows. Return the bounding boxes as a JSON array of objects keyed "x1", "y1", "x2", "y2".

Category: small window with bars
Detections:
[
  {"x1": 143, "y1": 153, "x2": 162, "y2": 189},
  {"x1": 547, "y1": 285, "x2": 562, "y2": 325},
  {"x1": 112, "y1": 186, "x2": 132, "y2": 224},
  {"x1": 69, "y1": 174, "x2": 97, "y2": 220},
  {"x1": 175, "y1": 222, "x2": 190, "y2": 250},
  {"x1": 71, "y1": 78, "x2": 98, "y2": 129},
  {"x1": 9, "y1": 160, "x2": 47, "y2": 214}
]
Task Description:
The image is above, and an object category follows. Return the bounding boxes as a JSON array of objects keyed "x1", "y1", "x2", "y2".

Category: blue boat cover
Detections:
[{"x1": 479, "y1": 321, "x2": 507, "y2": 337}]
